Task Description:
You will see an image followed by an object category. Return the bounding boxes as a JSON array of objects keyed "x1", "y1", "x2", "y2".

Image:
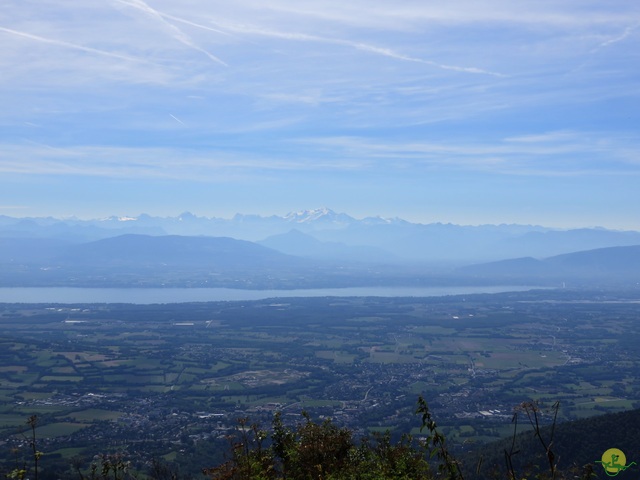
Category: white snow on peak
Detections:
[
  {"x1": 284, "y1": 207, "x2": 337, "y2": 223},
  {"x1": 98, "y1": 215, "x2": 138, "y2": 222}
]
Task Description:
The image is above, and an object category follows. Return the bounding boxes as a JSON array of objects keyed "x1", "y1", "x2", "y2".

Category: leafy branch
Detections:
[{"x1": 416, "y1": 395, "x2": 464, "y2": 480}]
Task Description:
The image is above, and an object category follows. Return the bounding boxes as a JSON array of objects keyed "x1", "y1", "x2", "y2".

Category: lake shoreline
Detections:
[{"x1": 0, "y1": 285, "x2": 547, "y2": 304}]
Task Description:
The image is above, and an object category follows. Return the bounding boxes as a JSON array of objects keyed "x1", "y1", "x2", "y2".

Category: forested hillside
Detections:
[{"x1": 463, "y1": 404, "x2": 640, "y2": 479}]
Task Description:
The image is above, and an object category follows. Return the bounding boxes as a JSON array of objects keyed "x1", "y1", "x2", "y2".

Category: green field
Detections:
[{"x1": 1, "y1": 291, "x2": 640, "y2": 476}]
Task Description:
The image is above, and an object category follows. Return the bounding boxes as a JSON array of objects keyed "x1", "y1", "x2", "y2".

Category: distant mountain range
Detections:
[
  {"x1": 2, "y1": 208, "x2": 640, "y2": 264},
  {"x1": 0, "y1": 209, "x2": 639, "y2": 288},
  {"x1": 459, "y1": 245, "x2": 640, "y2": 283}
]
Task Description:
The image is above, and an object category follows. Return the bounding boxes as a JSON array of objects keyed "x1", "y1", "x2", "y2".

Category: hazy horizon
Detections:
[
  {"x1": 2, "y1": 207, "x2": 640, "y2": 232},
  {"x1": 2, "y1": 2, "x2": 639, "y2": 229}
]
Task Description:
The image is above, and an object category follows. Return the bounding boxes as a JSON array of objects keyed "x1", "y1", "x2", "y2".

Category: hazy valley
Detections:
[
  {"x1": 2, "y1": 289, "x2": 640, "y2": 478},
  {"x1": 1, "y1": 209, "x2": 640, "y2": 290},
  {"x1": 2, "y1": 210, "x2": 640, "y2": 478}
]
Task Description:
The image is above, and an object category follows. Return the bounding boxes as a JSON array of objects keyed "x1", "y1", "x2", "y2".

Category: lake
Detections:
[{"x1": 0, "y1": 286, "x2": 543, "y2": 304}]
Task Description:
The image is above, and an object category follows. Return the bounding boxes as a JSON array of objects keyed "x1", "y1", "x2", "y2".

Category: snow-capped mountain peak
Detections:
[
  {"x1": 97, "y1": 215, "x2": 138, "y2": 223},
  {"x1": 284, "y1": 207, "x2": 353, "y2": 224}
]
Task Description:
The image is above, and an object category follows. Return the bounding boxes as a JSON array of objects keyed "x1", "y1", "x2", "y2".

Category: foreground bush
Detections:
[{"x1": 203, "y1": 411, "x2": 433, "y2": 480}]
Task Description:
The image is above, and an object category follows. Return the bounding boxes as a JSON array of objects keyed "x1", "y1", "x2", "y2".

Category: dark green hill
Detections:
[
  {"x1": 0, "y1": 234, "x2": 316, "y2": 287},
  {"x1": 463, "y1": 406, "x2": 640, "y2": 479},
  {"x1": 547, "y1": 245, "x2": 640, "y2": 273},
  {"x1": 458, "y1": 244, "x2": 640, "y2": 284},
  {"x1": 58, "y1": 234, "x2": 306, "y2": 268}
]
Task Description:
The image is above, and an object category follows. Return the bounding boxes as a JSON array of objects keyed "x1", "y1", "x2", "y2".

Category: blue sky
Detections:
[{"x1": 1, "y1": 1, "x2": 639, "y2": 228}]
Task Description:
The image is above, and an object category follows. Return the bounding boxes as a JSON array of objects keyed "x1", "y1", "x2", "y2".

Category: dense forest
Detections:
[{"x1": 6, "y1": 401, "x2": 640, "y2": 479}]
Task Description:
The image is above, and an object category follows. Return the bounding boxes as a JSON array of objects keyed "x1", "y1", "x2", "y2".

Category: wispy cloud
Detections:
[
  {"x1": 114, "y1": 0, "x2": 228, "y2": 66},
  {"x1": 294, "y1": 131, "x2": 640, "y2": 175},
  {"x1": 597, "y1": 23, "x2": 639, "y2": 48},
  {"x1": 0, "y1": 143, "x2": 363, "y2": 181},
  {"x1": 3, "y1": 0, "x2": 640, "y2": 225},
  {"x1": 200, "y1": 19, "x2": 505, "y2": 77},
  {"x1": 0, "y1": 205, "x2": 30, "y2": 211},
  {"x1": 504, "y1": 132, "x2": 580, "y2": 144},
  {"x1": 0, "y1": 26, "x2": 153, "y2": 65},
  {"x1": 3, "y1": 126, "x2": 637, "y2": 182},
  {"x1": 261, "y1": 1, "x2": 638, "y2": 29}
]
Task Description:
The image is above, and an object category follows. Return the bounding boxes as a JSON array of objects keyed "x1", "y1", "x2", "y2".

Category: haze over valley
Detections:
[
  {"x1": 2, "y1": 1, "x2": 640, "y2": 477},
  {"x1": 1, "y1": 208, "x2": 640, "y2": 289}
]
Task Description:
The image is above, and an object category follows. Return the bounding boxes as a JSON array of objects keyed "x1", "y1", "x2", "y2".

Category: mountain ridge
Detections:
[
  {"x1": 459, "y1": 244, "x2": 640, "y2": 284},
  {"x1": 0, "y1": 231, "x2": 639, "y2": 288},
  {"x1": 2, "y1": 209, "x2": 640, "y2": 264}
]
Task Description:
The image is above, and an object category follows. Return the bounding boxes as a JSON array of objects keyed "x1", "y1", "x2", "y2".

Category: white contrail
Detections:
[
  {"x1": 212, "y1": 21, "x2": 505, "y2": 77},
  {"x1": 354, "y1": 43, "x2": 507, "y2": 77},
  {"x1": 0, "y1": 26, "x2": 154, "y2": 64},
  {"x1": 160, "y1": 12, "x2": 233, "y2": 38},
  {"x1": 169, "y1": 114, "x2": 185, "y2": 125},
  {"x1": 115, "y1": 0, "x2": 227, "y2": 66}
]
